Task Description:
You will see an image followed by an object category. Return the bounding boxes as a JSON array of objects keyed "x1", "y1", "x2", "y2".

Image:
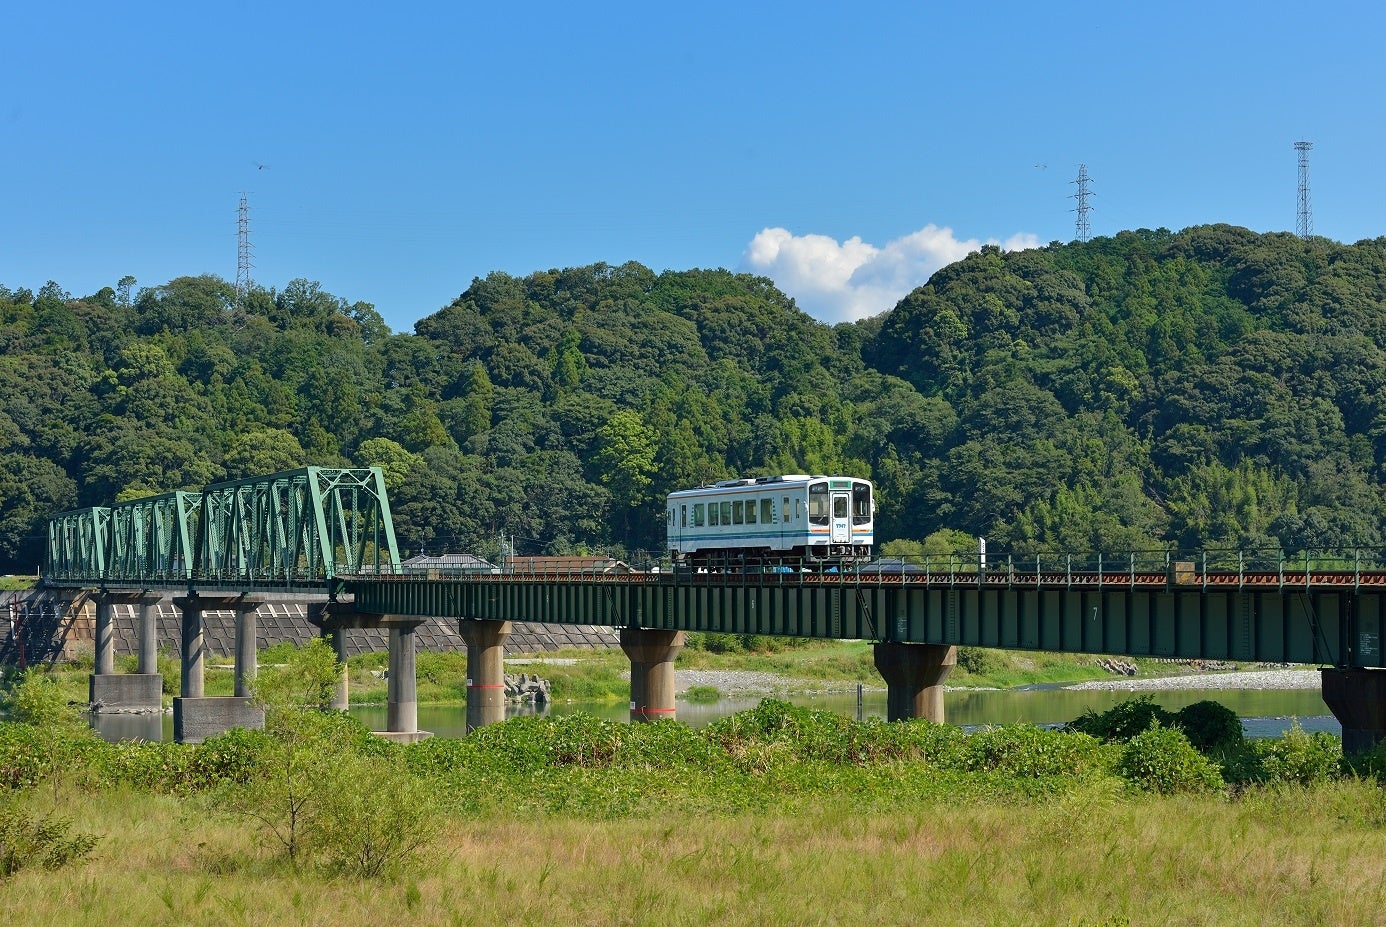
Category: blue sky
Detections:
[{"x1": 3, "y1": 2, "x2": 1382, "y2": 331}]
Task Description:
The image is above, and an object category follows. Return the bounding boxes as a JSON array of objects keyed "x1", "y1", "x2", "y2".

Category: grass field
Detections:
[{"x1": 3, "y1": 778, "x2": 1384, "y2": 926}]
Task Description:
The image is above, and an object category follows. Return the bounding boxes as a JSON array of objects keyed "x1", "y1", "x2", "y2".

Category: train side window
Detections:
[
  {"x1": 783, "y1": 496, "x2": 791, "y2": 522},
  {"x1": 694, "y1": 504, "x2": 705, "y2": 527},
  {"x1": 681, "y1": 504, "x2": 688, "y2": 528},
  {"x1": 709, "y1": 503, "x2": 718, "y2": 526},
  {"x1": 745, "y1": 499, "x2": 756, "y2": 524},
  {"x1": 721, "y1": 501, "x2": 732, "y2": 525},
  {"x1": 732, "y1": 500, "x2": 744, "y2": 524},
  {"x1": 762, "y1": 499, "x2": 773, "y2": 523}
]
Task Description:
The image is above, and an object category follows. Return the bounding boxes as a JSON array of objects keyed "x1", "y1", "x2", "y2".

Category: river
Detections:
[{"x1": 91, "y1": 684, "x2": 1337, "y2": 742}]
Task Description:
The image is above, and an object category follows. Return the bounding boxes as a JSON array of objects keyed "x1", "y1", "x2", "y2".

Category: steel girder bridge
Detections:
[{"x1": 38, "y1": 470, "x2": 1386, "y2": 748}]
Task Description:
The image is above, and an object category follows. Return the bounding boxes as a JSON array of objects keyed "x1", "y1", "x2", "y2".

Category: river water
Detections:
[{"x1": 93, "y1": 685, "x2": 1338, "y2": 742}]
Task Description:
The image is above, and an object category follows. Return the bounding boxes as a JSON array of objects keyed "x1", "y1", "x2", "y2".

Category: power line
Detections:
[
  {"x1": 1295, "y1": 141, "x2": 1313, "y2": 239},
  {"x1": 1070, "y1": 164, "x2": 1094, "y2": 242}
]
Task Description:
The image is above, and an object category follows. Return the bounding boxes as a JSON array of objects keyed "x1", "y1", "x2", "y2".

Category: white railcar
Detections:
[{"x1": 666, "y1": 475, "x2": 873, "y2": 568}]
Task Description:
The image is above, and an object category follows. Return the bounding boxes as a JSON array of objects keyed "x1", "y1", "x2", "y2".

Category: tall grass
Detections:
[{"x1": 3, "y1": 782, "x2": 1385, "y2": 926}]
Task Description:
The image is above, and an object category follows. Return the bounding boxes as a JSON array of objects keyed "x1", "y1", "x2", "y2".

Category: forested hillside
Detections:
[{"x1": 3, "y1": 224, "x2": 1385, "y2": 572}]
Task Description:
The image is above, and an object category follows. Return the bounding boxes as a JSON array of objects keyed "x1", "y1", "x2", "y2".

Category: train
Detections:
[{"x1": 666, "y1": 475, "x2": 874, "y2": 569}]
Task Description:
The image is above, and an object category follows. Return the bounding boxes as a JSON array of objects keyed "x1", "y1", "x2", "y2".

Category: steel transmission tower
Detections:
[
  {"x1": 1295, "y1": 141, "x2": 1313, "y2": 239},
  {"x1": 236, "y1": 193, "x2": 255, "y2": 303},
  {"x1": 1071, "y1": 164, "x2": 1094, "y2": 242}
]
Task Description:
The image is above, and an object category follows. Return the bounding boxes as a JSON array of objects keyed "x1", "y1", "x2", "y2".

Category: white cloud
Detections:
[{"x1": 741, "y1": 224, "x2": 1041, "y2": 325}]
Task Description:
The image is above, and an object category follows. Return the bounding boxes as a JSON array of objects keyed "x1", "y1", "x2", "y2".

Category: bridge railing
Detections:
[{"x1": 339, "y1": 546, "x2": 1386, "y2": 590}]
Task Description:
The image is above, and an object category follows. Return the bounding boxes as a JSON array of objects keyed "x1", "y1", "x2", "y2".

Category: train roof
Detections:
[{"x1": 666, "y1": 475, "x2": 869, "y2": 498}]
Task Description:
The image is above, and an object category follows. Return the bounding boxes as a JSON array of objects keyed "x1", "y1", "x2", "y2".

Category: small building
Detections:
[
  {"x1": 505, "y1": 555, "x2": 635, "y2": 576},
  {"x1": 400, "y1": 552, "x2": 500, "y2": 576}
]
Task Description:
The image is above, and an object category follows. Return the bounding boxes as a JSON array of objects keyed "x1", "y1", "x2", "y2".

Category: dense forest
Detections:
[{"x1": 3, "y1": 223, "x2": 1386, "y2": 572}]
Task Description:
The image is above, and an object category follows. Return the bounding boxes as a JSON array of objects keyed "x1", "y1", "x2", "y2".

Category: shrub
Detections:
[
  {"x1": 190, "y1": 727, "x2": 273, "y2": 788},
  {"x1": 960, "y1": 724, "x2": 1108, "y2": 779},
  {"x1": 310, "y1": 753, "x2": 439, "y2": 879},
  {"x1": 1116, "y1": 724, "x2": 1224, "y2": 794},
  {"x1": 403, "y1": 736, "x2": 487, "y2": 778},
  {"x1": 956, "y1": 647, "x2": 1002, "y2": 677},
  {"x1": 1172, "y1": 700, "x2": 1244, "y2": 753},
  {"x1": 1255, "y1": 722, "x2": 1342, "y2": 786},
  {"x1": 683, "y1": 685, "x2": 721, "y2": 703},
  {"x1": 697, "y1": 633, "x2": 745, "y2": 654},
  {"x1": 1068, "y1": 696, "x2": 1174, "y2": 743},
  {"x1": 0, "y1": 724, "x2": 52, "y2": 790},
  {"x1": 158, "y1": 647, "x2": 181, "y2": 696},
  {"x1": 0, "y1": 801, "x2": 98, "y2": 878},
  {"x1": 1, "y1": 669, "x2": 80, "y2": 728}
]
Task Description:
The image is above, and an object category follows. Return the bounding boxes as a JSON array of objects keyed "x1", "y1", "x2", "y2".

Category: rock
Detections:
[{"x1": 504, "y1": 672, "x2": 550, "y2": 705}]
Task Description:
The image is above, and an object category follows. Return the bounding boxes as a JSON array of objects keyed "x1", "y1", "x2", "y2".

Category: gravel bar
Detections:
[
  {"x1": 673, "y1": 670, "x2": 872, "y2": 696},
  {"x1": 1064, "y1": 668, "x2": 1322, "y2": 692}
]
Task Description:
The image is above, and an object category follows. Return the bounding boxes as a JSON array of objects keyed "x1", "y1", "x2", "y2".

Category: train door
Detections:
[{"x1": 830, "y1": 491, "x2": 850, "y2": 543}]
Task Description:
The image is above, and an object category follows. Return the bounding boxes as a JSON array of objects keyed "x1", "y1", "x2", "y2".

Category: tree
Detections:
[
  {"x1": 593, "y1": 410, "x2": 658, "y2": 509},
  {"x1": 219, "y1": 640, "x2": 435, "y2": 875},
  {"x1": 221, "y1": 429, "x2": 307, "y2": 481},
  {"x1": 356, "y1": 437, "x2": 420, "y2": 492}
]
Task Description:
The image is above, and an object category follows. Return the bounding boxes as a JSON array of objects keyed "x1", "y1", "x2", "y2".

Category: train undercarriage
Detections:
[{"x1": 672, "y1": 544, "x2": 873, "y2": 573}]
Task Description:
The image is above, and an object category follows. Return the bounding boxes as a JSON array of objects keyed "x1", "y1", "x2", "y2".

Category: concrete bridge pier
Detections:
[
  {"x1": 89, "y1": 592, "x2": 164, "y2": 712},
  {"x1": 383, "y1": 620, "x2": 431, "y2": 743},
  {"x1": 1321, "y1": 668, "x2": 1386, "y2": 754},
  {"x1": 873, "y1": 643, "x2": 957, "y2": 723},
  {"x1": 137, "y1": 596, "x2": 160, "y2": 676},
  {"x1": 233, "y1": 601, "x2": 259, "y2": 698},
  {"x1": 322, "y1": 626, "x2": 351, "y2": 711},
  {"x1": 171, "y1": 595, "x2": 265, "y2": 744},
  {"x1": 621, "y1": 627, "x2": 685, "y2": 723},
  {"x1": 460, "y1": 619, "x2": 511, "y2": 732}
]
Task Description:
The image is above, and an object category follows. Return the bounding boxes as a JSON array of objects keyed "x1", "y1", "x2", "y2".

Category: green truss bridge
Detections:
[{"x1": 36, "y1": 467, "x2": 1386, "y2": 750}]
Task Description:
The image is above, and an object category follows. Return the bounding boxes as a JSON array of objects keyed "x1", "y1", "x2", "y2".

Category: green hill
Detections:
[{"x1": 3, "y1": 225, "x2": 1385, "y2": 571}]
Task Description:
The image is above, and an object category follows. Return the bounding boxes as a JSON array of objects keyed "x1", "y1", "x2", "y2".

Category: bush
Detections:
[
  {"x1": 1116, "y1": 724, "x2": 1224, "y2": 794},
  {"x1": 1172, "y1": 700, "x2": 1244, "y2": 753},
  {"x1": 1255, "y1": 722, "x2": 1342, "y2": 786},
  {"x1": 1068, "y1": 696, "x2": 1174, "y2": 743},
  {"x1": 1, "y1": 669, "x2": 80, "y2": 728},
  {"x1": 956, "y1": 647, "x2": 1002, "y2": 677},
  {"x1": 159, "y1": 647, "x2": 181, "y2": 696},
  {"x1": 0, "y1": 724, "x2": 52, "y2": 790},
  {"x1": 0, "y1": 801, "x2": 98, "y2": 878},
  {"x1": 960, "y1": 724, "x2": 1109, "y2": 779},
  {"x1": 310, "y1": 753, "x2": 439, "y2": 879},
  {"x1": 683, "y1": 685, "x2": 722, "y2": 703}
]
